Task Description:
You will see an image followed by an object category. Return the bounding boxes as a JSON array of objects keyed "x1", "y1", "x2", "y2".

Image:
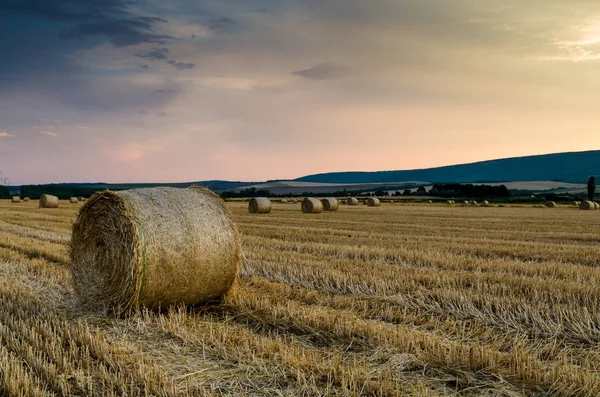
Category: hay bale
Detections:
[
  {"x1": 595, "y1": 202, "x2": 600, "y2": 210},
  {"x1": 78, "y1": 197, "x2": 84, "y2": 202},
  {"x1": 70, "y1": 197, "x2": 78, "y2": 204},
  {"x1": 545, "y1": 201, "x2": 556, "y2": 208},
  {"x1": 248, "y1": 197, "x2": 271, "y2": 214},
  {"x1": 39, "y1": 194, "x2": 59, "y2": 208},
  {"x1": 70, "y1": 187, "x2": 241, "y2": 313},
  {"x1": 367, "y1": 197, "x2": 380, "y2": 207},
  {"x1": 580, "y1": 201, "x2": 594, "y2": 210},
  {"x1": 11, "y1": 196, "x2": 20, "y2": 203},
  {"x1": 428, "y1": 200, "x2": 433, "y2": 203},
  {"x1": 23, "y1": 197, "x2": 30, "y2": 202},
  {"x1": 321, "y1": 198, "x2": 339, "y2": 211},
  {"x1": 347, "y1": 197, "x2": 359, "y2": 206},
  {"x1": 446, "y1": 200, "x2": 453, "y2": 205},
  {"x1": 301, "y1": 197, "x2": 323, "y2": 213},
  {"x1": 280, "y1": 198, "x2": 288, "y2": 203},
  {"x1": 482, "y1": 200, "x2": 489, "y2": 206}
]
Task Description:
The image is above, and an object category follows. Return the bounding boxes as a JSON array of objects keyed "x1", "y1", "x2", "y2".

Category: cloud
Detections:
[
  {"x1": 0, "y1": 131, "x2": 14, "y2": 137},
  {"x1": 58, "y1": 19, "x2": 173, "y2": 47},
  {"x1": 167, "y1": 60, "x2": 195, "y2": 70},
  {"x1": 137, "y1": 47, "x2": 169, "y2": 60},
  {"x1": 40, "y1": 130, "x2": 58, "y2": 137},
  {"x1": 292, "y1": 62, "x2": 346, "y2": 80},
  {"x1": 208, "y1": 17, "x2": 235, "y2": 30},
  {"x1": 109, "y1": 143, "x2": 165, "y2": 163}
]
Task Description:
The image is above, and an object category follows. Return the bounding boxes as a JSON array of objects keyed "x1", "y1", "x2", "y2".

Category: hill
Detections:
[{"x1": 295, "y1": 150, "x2": 600, "y2": 184}]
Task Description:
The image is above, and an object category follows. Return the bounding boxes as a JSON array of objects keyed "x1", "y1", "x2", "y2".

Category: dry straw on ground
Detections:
[
  {"x1": 545, "y1": 201, "x2": 557, "y2": 208},
  {"x1": 248, "y1": 197, "x2": 271, "y2": 214},
  {"x1": 367, "y1": 197, "x2": 380, "y2": 207},
  {"x1": 11, "y1": 196, "x2": 20, "y2": 203},
  {"x1": 301, "y1": 198, "x2": 323, "y2": 213},
  {"x1": 39, "y1": 194, "x2": 59, "y2": 208},
  {"x1": 70, "y1": 186, "x2": 241, "y2": 313},
  {"x1": 347, "y1": 197, "x2": 359, "y2": 205},
  {"x1": 321, "y1": 198, "x2": 339, "y2": 211}
]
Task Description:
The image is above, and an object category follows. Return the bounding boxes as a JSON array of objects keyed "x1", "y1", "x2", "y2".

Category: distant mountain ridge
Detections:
[{"x1": 294, "y1": 150, "x2": 600, "y2": 184}]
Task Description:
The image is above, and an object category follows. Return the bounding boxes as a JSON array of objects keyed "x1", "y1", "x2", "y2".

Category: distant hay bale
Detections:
[
  {"x1": 23, "y1": 197, "x2": 30, "y2": 202},
  {"x1": 39, "y1": 194, "x2": 59, "y2": 209},
  {"x1": 78, "y1": 197, "x2": 84, "y2": 202},
  {"x1": 301, "y1": 197, "x2": 323, "y2": 213},
  {"x1": 482, "y1": 200, "x2": 489, "y2": 206},
  {"x1": 70, "y1": 197, "x2": 78, "y2": 204},
  {"x1": 248, "y1": 197, "x2": 271, "y2": 214},
  {"x1": 11, "y1": 196, "x2": 20, "y2": 203},
  {"x1": 321, "y1": 198, "x2": 339, "y2": 211},
  {"x1": 367, "y1": 197, "x2": 380, "y2": 207},
  {"x1": 70, "y1": 187, "x2": 241, "y2": 313},
  {"x1": 545, "y1": 201, "x2": 556, "y2": 208},
  {"x1": 280, "y1": 198, "x2": 288, "y2": 203},
  {"x1": 446, "y1": 200, "x2": 453, "y2": 205},
  {"x1": 463, "y1": 201, "x2": 469, "y2": 206},
  {"x1": 347, "y1": 197, "x2": 359, "y2": 206},
  {"x1": 428, "y1": 200, "x2": 433, "y2": 203},
  {"x1": 580, "y1": 201, "x2": 594, "y2": 210},
  {"x1": 389, "y1": 200, "x2": 394, "y2": 203}
]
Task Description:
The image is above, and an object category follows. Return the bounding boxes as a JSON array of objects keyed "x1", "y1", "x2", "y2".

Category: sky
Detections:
[{"x1": 2, "y1": 0, "x2": 600, "y2": 184}]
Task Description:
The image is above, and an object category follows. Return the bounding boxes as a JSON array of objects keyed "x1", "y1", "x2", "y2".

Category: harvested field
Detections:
[{"x1": 1, "y1": 199, "x2": 600, "y2": 396}]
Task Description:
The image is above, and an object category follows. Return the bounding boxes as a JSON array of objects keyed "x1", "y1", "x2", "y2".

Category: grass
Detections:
[{"x1": 0, "y1": 199, "x2": 599, "y2": 396}]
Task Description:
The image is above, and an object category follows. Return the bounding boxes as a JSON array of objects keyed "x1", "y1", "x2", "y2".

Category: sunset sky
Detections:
[{"x1": 1, "y1": 1, "x2": 600, "y2": 184}]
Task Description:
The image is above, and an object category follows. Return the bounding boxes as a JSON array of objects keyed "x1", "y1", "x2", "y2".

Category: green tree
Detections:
[
  {"x1": 0, "y1": 185, "x2": 8, "y2": 199},
  {"x1": 588, "y1": 176, "x2": 596, "y2": 201}
]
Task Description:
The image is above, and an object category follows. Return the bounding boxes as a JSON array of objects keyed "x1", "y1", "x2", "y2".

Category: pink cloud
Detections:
[
  {"x1": 0, "y1": 131, "x2": 14, "y2": 137},
  {"x1": 40, "y1": 130, "x2": 58, "y2": 137}
]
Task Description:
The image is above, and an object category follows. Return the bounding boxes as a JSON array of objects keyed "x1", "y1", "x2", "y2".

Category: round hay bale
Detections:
[
  {"x1": 321, "y1": 198, "x2": 339, "y2": 211},
  {"x1": 580, "y1": 200, "x2": 594, "y2": 210},
  {"x1": 78, "y1": 197, "x2": 84, "y2": 202},
  {"x1": 482, "y1": 200, "x2": 489, "y2": 206},
  {"x1": 11, "y1": 196, "x2": 20, "y2": 203},
  {"x1": 23, "y1": 197, "x2": 30, "y2": 202},
  {"x1": 70, "y1": 197, "x2": 78, "y2": 204},
  {"x1": 248, "y1": 197, "x2": 271, "y2": 214},
  {"x1": 301, "y1": 197, "x2": 323, "y2": 213},
  {"x1": 280, "y1": 198, "x2": 288, "y2": 203},
  {"x1": 463, "y1": 200, "x2": 469, "y2": 206},
  {"x1": 70, "y1": 187, "x2": 241, "y2": 313},
  {"x1": 545, "y1": 201, "x2": 556, "y2": 208},
  {"x1": 389, "y1": 200, "x2": 394, "y2": 203},
  {"x1": 367, "y1": 197, "x2": 380, "y2": 207},
  {"x1": 595, "y1": 202, "x2": 600, "y2": 210},
  {"x1": 446, "y1": 200, "x2": 453, "y2": 205},
  {"x1": 39, "y1": 194, "x2": 59, "y2": 208},
  {"x1": 428, "y1": 200, "x2": 433, "y2": 203},
  {"x1": 347, "y1": 197, "x2": 359, "y2": 206}
]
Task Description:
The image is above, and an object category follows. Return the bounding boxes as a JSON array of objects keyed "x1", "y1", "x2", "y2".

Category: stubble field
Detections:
[{"x1": 0, "y1": 199, "x2": 599, "y2": 396}]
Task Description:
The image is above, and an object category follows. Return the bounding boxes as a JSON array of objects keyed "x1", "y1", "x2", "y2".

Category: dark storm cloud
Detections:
[
  {"x1": 58, "y1": 19, "x2": 173, "y2": 47},
  {"x1": 1, "y1": 0, "x2": 172, "y2": 47},
  {"x1": 167, "y1": 60, "x2": 195, "y2": 70},
  {"x1": 292, "y1": 62, "x2": 346, "y2": 80},
  {"x1": 137, "y1": 47, "x2": 170, "y2": 60}
]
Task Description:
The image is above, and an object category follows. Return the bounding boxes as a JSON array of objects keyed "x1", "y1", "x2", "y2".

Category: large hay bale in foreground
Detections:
[
  {"x1": 321, "y1": 198, "x2": 339, "y2": 211},
  {"x1": 70, "y1": 197, "x2": 78, "y2": 204},
  {"x1": 545, "y1": 201, "x2": 556, "y2": 208},
  {"x1": 248, "y1": 197, "x2": 271, "y2": 214},
  {"x1": 580, "y1": 201, "x2": 595, "y2": 210},
  {"x1": 11, "y1": 196, "x2": 20, "y2": 203},
  {"x1": 70, "y1": 187, "x2": 241, "y2": 313},
  {"x1": 367, "y1": 197, "x2": 380, "y2": 207},
  {"x1": 302, "y1": 197, "x2": 323, "y2": 213},
  {"x1": 347, "y1": 197, "x2": 359, "y2": 206},
  {"x1": 39, "y1": 194, "x2": 59, "y2": 208}
]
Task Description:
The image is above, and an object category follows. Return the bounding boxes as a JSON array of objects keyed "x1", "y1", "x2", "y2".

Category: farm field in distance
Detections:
[{"x1": 1, "y1": 199, "x2": 600, "y2": 396}]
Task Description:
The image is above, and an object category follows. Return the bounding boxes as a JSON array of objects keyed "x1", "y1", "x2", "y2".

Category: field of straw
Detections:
[{"x1": 1, "y1": 199, "x2": 600, "y2": 396}]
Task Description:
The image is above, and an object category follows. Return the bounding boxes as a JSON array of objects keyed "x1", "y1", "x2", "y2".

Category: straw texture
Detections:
[
  {"x1": 301, "y1": 198, "x2": 323, "y2": 213},
  {"x1": 321, "y1": 198, "x2": 339, "y2": 211},
  {"x1": 248, "y1": 197, "x2": 271, "y2": 214},
  {"x1": 70, "y1": 187, "x2": 241, "y2": 313},
  {"x1": 39, "y1": 194, "x2": 59, "y2": 208}
]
